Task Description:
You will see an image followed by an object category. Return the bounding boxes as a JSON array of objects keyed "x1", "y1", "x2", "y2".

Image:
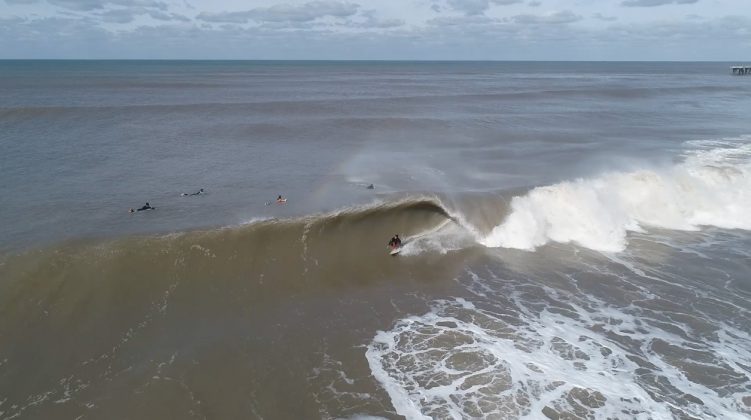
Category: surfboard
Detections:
[
  {"x1": 389, "y1": 246, "x2": 402, "y2": 256},
  {"x1": 265, "y1": 199, "x2": 287, "y2": 206},
  {"x1": 130, "y1": 207, "x2": 155, "y2": 213}
]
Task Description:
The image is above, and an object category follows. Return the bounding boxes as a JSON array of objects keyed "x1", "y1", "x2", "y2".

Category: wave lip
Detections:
[{"x1": 481, "y1": 138, "x2": 751, "y2": 252}]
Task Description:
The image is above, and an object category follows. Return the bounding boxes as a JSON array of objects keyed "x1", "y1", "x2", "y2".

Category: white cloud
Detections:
[
  {"x1": 621, "y1": 0, "x2": 698, "y2": 7},
  {"x1": 197, "y1": 1, "x2": 359, "y2": 24},
  {"x1": 97, "y1": 7, "x2": 188, "y2": 23},
  {"x1": 47, "y1": 0, "x2": 168, "y2": 11},
  {"x1": 443, "y1": 0, "x2": 522, "y2": 15},
  {"x1": 1, "y1": 0, "x2": 750, "y2": 59},
  {"x1": 510, "y1": 10, "x2": 581, "y2": 25}
]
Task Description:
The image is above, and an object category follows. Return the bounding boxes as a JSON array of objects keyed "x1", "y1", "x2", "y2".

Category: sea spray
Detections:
[{"x1": 481, "y1": 140, "x2": 751, "y2": 252}]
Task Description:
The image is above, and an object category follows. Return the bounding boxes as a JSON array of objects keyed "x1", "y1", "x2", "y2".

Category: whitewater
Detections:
[{"x1": 480, "y1": 138, "x2": 751, "y2": 253}]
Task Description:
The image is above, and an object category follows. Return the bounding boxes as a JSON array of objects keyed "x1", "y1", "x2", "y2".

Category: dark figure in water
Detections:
[
  {"x1": 388, "y1": 234, "x2": 402, "y2": 248},
  {"x1": 182, "y1": 188, "x2": 204, "y2": 196},
  {"x1": 129, "y1": 202, "x2": 154, "y2": 213},
  {"x1": 366, "y1": 184, "x2": 374, "y2": 190}
]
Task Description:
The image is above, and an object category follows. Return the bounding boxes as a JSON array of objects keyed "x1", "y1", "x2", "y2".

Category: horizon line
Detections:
[{"x1": 0, "y1": 58, "x2": 746, "y2": 63}]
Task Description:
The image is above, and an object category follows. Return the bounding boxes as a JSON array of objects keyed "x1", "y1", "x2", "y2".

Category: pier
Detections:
[{"x1": 731, "y1": 66, "x2": 751, "y2": 75}]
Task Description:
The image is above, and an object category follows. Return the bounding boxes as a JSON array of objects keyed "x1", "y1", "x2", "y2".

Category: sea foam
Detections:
[
  {"x1": 481, "y1": 138, "x2": 751, "y2": 252},
  {"x1": 367, "y1": 291, "x2": 751, "y2": 419}
]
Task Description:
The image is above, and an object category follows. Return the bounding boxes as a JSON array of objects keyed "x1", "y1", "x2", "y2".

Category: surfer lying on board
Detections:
[
  {"x1": 264, "y1": 195, "x2": 287, "y2": 206},
  {"x1": 181, "y1": 188, "x2": 204, "y2": 196},
  {"x1": 388, "y1": 234, "x2": 402, "y2": 248},
  {"x1": 129, "y1": 202, "x2": 155, "y2": 213}
]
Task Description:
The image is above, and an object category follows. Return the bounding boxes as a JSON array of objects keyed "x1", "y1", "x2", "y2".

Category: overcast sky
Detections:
[{"x1": 1, "y1": 0, "x2": 749, "y2": 59}]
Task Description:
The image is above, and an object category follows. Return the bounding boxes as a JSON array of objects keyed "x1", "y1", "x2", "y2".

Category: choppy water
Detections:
[{"x1": 1, "y1": 61, "x2": 750, "y2": 419}]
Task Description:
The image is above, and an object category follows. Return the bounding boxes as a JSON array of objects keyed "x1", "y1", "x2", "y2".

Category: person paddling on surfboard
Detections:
[
  {"x1": 264, "y1": 195, "x2": 287, "y2": 206},
  {"x1": 182, "y1": 188, "x2": 204, "y2": 196},
  {"x1": 129, "y1": 202, "x2": 155, "y2": 213}
]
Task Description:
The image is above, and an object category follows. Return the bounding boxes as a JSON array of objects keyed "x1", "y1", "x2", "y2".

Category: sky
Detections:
[{"x1": 1, "y1": 0, "x2": 750, "y2": 59}]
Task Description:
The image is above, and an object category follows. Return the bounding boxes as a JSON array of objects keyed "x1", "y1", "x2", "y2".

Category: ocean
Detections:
[{"x1": 1, "y1": 60, "x2": 750, "y2": 419}]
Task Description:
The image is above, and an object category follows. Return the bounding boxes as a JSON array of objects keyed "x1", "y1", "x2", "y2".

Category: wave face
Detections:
[
  {"x1": 481, "y1": 138, "x2": 751, "y2": 252},
  {"x1": 0, "y1": 197, "x2": 478, "y2": 419}
]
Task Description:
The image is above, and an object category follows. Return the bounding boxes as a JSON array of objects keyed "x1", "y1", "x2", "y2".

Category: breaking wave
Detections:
[{"x1": 481, "y1": 138, "x2": 751, "y2": 252}]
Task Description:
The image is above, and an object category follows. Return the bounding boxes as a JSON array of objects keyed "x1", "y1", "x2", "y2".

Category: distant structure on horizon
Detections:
[{"x1": 731, "y1": 65, "x2": 750, "y2": 75}]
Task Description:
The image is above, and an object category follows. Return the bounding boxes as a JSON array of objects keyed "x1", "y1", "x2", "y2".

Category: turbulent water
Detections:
[{"x1": 1, "y1": 61, "x2": 751, "y2": 419}]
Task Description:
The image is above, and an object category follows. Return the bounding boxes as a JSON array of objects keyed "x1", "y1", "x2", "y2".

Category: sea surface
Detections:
[{"x1": 1, "y1": 61, "x2": 750, "y2": 419}]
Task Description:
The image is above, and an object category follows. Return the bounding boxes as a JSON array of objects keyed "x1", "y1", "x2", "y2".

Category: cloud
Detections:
[
  {"x1": 148, "y1": 10, "x2": 189, "y2": 22},
  {"x1": 444, "y1": 0, "x2": 522, "y2": 16},
  {"x1": 197, "y1": 1, "x2": 359, "y2": 24},
  {"x1": 528, "y1": 1, "x2": 541, "y2": 6},
  {"x1": 593, "y1": 13, "x2": 617, "y2": 21},
  {"x1": 511, "y1": 10, "x2": 582, "y2": 24},
  {"x1": 1, "y1": 0, "x2": 750, "y2": 60},
  {"x1": 48, "y1": 0, "x2": 108, "y2": 10},
  {"x1": 427, "y1": 14, "x2": 497, "y2": 27},
  {"x1": 45, "y1": 0, "x2": 168, "y2": 11},
  {"x1": 0, "y1": 16, "x2": 112, "y2": 57},
  {"x1": 446, "y1": 0, "x2": 491, "y2": 15},
  {"x1": 604, "y1": 14, "x2": 751, "y2": 40},
  {"x1": 359, "y1": 10, "x2": 403, "y2": 28},
  {"x1": 621, "y1": 0, "x2": 698, "y2": 7},
  {"x1": 195, "y1": 11, "x2": 247, "y2": 24},
  {"x1": 97, "y1": 7, "x2": 189, "y2": 23},
  {"x1": 98, "y1": 8, "x2": 135, "y2": 23}
]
